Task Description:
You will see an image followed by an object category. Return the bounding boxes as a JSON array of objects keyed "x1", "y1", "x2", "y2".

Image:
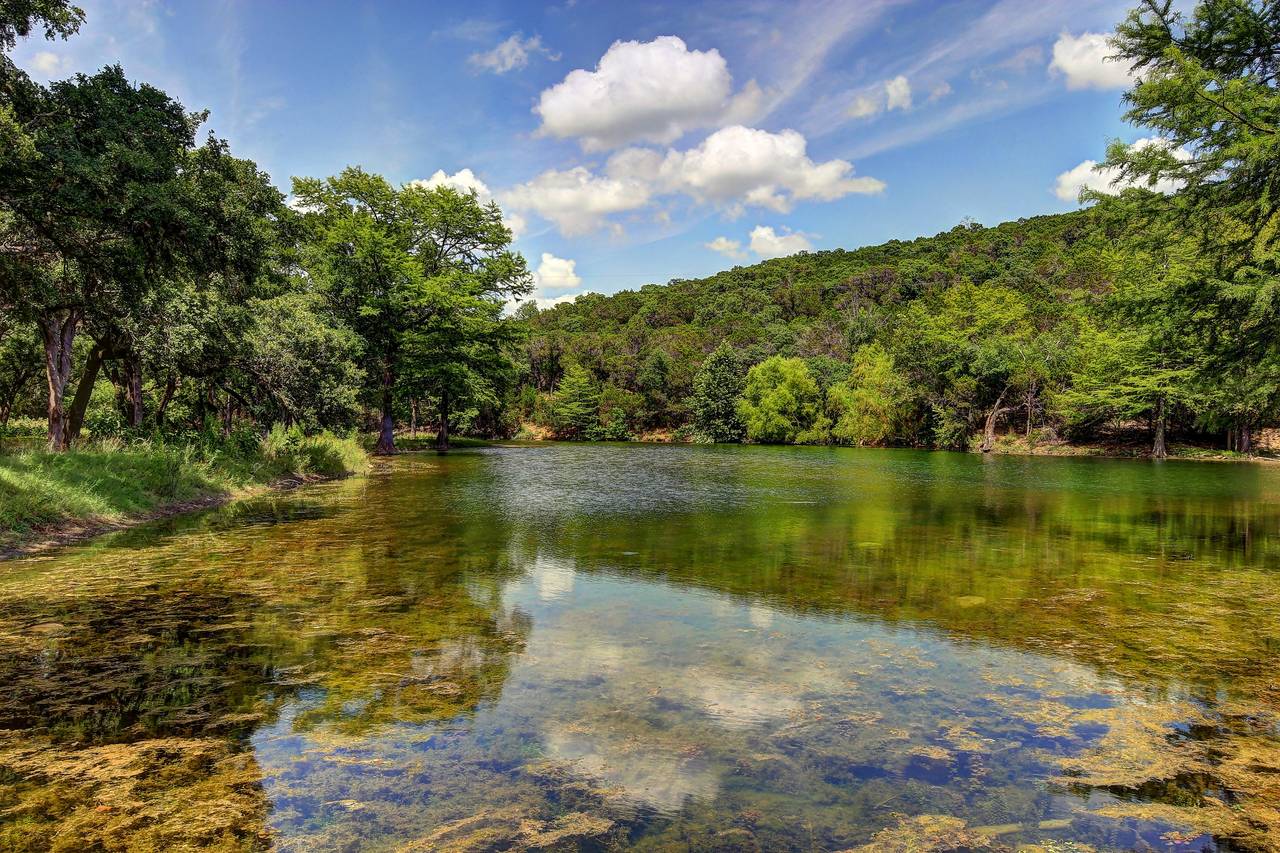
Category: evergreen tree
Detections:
[
  {"x1": 550, "y1": 363, "x2": 600, "y2": 440},
  {"x1": 688, "y1": 343, "x2": 746, "y2": 443}
]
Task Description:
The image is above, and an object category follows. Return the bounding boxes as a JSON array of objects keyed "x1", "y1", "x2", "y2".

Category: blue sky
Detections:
[{"x1": 11, "y1": 0, "x2": 1147, "y2": 306}]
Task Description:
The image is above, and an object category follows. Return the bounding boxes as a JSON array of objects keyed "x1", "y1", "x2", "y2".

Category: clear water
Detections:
[{"x1": 4, "y1": 444, "x2": 1280, "y2": 851}]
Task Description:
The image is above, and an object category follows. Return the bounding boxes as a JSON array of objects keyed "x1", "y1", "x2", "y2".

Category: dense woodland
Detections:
[{"x1": 2, "y1": 0, "x2": 1279, "y2": 459}]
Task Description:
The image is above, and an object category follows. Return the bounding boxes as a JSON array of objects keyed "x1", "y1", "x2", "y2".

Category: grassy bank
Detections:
[{"x1": 0, "y1": 428, "x2": 369, "y2": 552}]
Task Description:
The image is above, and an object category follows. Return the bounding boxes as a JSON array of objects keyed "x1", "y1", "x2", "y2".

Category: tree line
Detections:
[
  {"x1": 511, "y1": 0, "x2": 1280, "y2": 458},
  {"x1": 0, "y1": 1, "x2": 530, "y2": 454},
  {"x1": 3, "y1": 0, "x2": 1276, "y2": 460}
]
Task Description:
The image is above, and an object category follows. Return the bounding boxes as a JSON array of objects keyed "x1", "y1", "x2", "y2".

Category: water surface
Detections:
[{"x1": 3, "y1": 445, "x2": 1280, "y2": 851}]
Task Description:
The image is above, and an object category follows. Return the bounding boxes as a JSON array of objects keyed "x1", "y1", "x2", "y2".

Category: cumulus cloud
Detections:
[
  {"x1": 500, "y1": 166, "x2": 651, "y2": 236},
  {"x1": 534, "y1": 35, "x2": 762, "y2": 150},
  {"x1": 749, "y1": 225, "x2": 812, "y2": 258},
  {"x1": 409, "y1": 169, "x2": 527, "y2": 238},
  {"x1": 847, "y1": 75, "x2": 913, "y2": 118},
  {"x1": 705, "y1": 236, "x2": 746, "y2": 260},
  {"x1": 410, "y1": 167, "x2": 493, "y2": 199},
  {"x1": 1049, "y1": 32, "x2": 1134, "y2": 90},
  {"x1": 507, "y1": 125, "x2": 882, "y2": 236},
  {"x1": 885, "y1": 75, "x2": 912, "y2": 110},
  {"x1": 533, "y1": 252, "x2": 582, "y2": 291},
  {"x1": 651, "y1": 125, "x2": 885, "y2": 213},
  {"x1": 1053, "y1": 137, "x2": 1189, "y2": 201},
  {"x1": 469, "y1": 33, "x2": 558, "y2": 74}
]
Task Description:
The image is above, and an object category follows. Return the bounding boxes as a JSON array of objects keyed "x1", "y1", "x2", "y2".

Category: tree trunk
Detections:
[
  {"x1": 1024, "y1": 381, "x2": 1036, "y2": 439},
  {"x1": 0, "y1": 366, "x2": 32, "y2": 428},
  {"x1": 39, "y1": 309, "x2": 80, "y2": 451},
  {"x1": 221, "y1": 396, "x2": 234, "y2": 439},
  {"x1": 1152, "y1": 396, "x2": 1167, "y2": 460},
  {"x1": 156, "y1": 374, "x2": 177, "y2": 426},
  {"x1": 122, "y1": 354, "x2": 143, "y2": 429},
  {"x1": 435, "y1": 390, "x2": 450, "y2": 452},
  {"x1": 410, "y1": 397, "x2": 418, "y2": 439},
  {"x1": 66, "y1": 344, "x2": 105, "y2": 443},
  {"x1": 1240, "y1": 422, "x2": 1253, "y2": 455},
  {"x1": 374, "y1": 370, "x2": 396, "y2": 455},
  {"x1": 979, "y1": 385, "x2": 1011, "y2": 453}
]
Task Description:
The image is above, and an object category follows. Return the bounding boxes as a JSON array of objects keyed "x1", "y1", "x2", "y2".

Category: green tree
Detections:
[
  {"x1": 0, "y1": 0, "x2": 83, "y2": 51},
  {"x1": 1102, "y1": 0, "x2": 1280, "y2": 453},
  {"x1": 738, "y1": 355, "x2": 823, "y2": 444},
  {"x1": 550, "y1": 363, "x2": 600, "y2": 440},
  {"x1": 0, "y1": 317, "x2": 38, "y2": 424},
  {"x1": 238, "y1": 290, "x2": 365, "y2": 430},
  {"x1": 295, "y1": 170, "x2": 528, "y2": 453},
  {"x1": 688, "y1": 343, "x2": 746, "y2": 443},
  {"x1": 827, "y1": 343, "x2": 912, "y2": 446},
  {"x1": 896, "y1": 282, "x2": 1040, "y2": 450},
  {"x1": 1, "y1": 66, "x2": 199, "y2": 448}
]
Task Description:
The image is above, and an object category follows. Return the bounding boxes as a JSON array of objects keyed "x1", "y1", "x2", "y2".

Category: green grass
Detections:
[{"x1": 0, "y1": 429, "x2": 369, "y2": 549}]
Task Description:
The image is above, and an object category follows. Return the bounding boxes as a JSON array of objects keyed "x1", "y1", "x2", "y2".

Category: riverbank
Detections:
[
  {"x1": 0, "y1": 430, "x2": 369, "y2": 558},
  {"x1": 982, "y1": 433, "x2": 1278, "y2": 463}
]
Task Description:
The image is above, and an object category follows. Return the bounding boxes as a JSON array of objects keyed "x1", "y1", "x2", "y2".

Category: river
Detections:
[{"x1": 3, "y1": 444, "x2": 1279, "y2": 851}]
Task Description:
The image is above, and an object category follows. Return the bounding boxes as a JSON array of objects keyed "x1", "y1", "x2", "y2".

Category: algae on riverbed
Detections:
[{"x1": 3, "y1": 445, "x2": 1280, "y2": 851}]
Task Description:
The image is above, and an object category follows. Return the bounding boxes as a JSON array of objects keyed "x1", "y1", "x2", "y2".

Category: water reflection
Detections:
[{"x1": 2, "y1": 446, "x2": 1279, "y2": 851}]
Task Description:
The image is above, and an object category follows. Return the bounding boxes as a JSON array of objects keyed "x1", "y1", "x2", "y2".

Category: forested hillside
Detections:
[{"x1": 511, "y1": 204, "x2": 1260, "y2": 454}]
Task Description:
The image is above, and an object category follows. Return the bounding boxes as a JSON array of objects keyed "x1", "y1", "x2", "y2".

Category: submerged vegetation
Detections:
[{"x1": 4, "y1": 447, "x2": 1280, "y2": 850}]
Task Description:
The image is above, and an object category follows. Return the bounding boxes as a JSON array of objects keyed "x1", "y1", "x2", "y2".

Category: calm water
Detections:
[{"x1": 4, "y1": 445, "x2": 1280, "y2": 852}]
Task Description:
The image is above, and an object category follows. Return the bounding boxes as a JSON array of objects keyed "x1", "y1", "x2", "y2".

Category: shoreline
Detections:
[
  {"x1": 5, "y1": 437, "x2": 1272, "y2": 562},
  {"x1": 0, "y1": 470, "x2": 351, "y2": 563}
]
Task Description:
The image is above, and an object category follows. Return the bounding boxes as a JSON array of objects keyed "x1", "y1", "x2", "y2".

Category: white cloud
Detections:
[
  {"x1": 652, "y1": 125, "x2": 885, "y2": 213},
  {"x1": 533, "y1": 252, "x2": 582, "y2": 292},
  {"x1": 508, "y1": 125, "x2": 881, "y2": 236},
  {"x1": 410, "y1": 167, "x2": 493, "y2": 199},
  {"x1": 885, "y1": 75, "x2": 912, "y2": 111},
  {"x1": 847, "y1": 75, "x2": 913, "y2": 119},
  {"x1": 749, "y1": 225, "x2": 812, "y2": 258},
  {"x1": 409, "y1": 169, "x2": 527, "y2": 238},
  {"x1": 848, "y1": 94, "x2": 881, "y2": 118},
  {"x1": 500, "y1": 166, "x2": 651, "y2": 236},
  {"x1": 1049, "y1": 32, "x2": 1134, "y2": 90},
  {"x1": 534, "y1": 35, "x2": 762, "y2": 150},
  {"x1": 533, "y1": 291, "x2": 593, "y2": 310},
  {"x1": 705, "y1": 236, "x2": 746, "y2": 260},
  {"x1": 468, "y1": 33, "x2": 558, "y2": 74},
  {"x1": 928, "y1": 81, "x2": 953, "y2": 102},
  {"x1": 29, "y1": 51, "x2": 68, "y2": 76},
  {"x1": 1053, "y1": 137, "x2": 1189, "y2": 201}
]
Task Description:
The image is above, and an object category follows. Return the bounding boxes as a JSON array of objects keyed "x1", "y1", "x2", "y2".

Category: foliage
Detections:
[
  {"x1": 293, "y1": 169, "x2": 529, "y2": 453},
  {"x1": 689, "y1": 342, "x2": 747, "y2": 443},
  {"x1": 738, "y1": 356, "x2": 824, "y2": 444},
  {"x1": 827, "y1": 343, "x2": 913, "y2": 446},
  {"x1": 549, "y1": 364, "x2": 601, "y2": 440}
]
